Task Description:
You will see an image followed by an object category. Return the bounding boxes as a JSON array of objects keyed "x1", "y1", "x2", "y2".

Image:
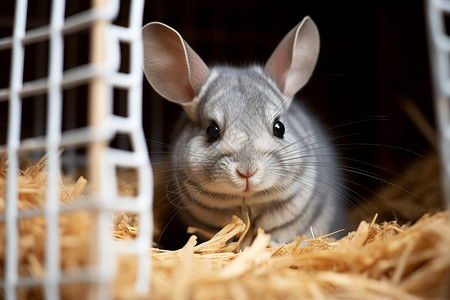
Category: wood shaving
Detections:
[{"x1": 1, "y1": 155, "x2": 449, "y2": 299}]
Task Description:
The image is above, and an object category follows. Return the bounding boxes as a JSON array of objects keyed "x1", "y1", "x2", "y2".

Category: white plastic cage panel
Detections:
[
  {"x1": 0, "y1": 0, "x2": 153, "y2": 299},
  {"x1": 427, "y1": 0, "x2": 450, "y2": 208}
]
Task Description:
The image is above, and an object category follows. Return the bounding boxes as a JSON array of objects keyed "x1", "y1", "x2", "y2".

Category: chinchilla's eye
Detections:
[
  {"x1": 273, "y1": 120, "x2": 285, "y2": 138},
  {"x1": 206, "y1": 122, "x2": 220, "y2": 143}
]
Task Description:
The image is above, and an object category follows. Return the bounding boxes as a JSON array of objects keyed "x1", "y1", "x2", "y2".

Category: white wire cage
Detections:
[
  {"x1": 0, "y1": 0, "x2": 153, "y2": 299},
  {"x1": 427, "y1": 0, "x2": 450, "y2": 209}
]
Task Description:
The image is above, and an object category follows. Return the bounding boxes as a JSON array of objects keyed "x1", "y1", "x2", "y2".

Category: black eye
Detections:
[
  {"x1": 206, "y1": 122, "x2": 220, "y2": 143},
  {"x1": 273, "y1": 120, "x2": 285, "y2": 138}
]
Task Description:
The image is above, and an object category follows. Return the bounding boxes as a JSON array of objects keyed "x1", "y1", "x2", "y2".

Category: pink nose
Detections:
[{"x1": 236, "y1": 169, "x2": 257, "y2": 179}]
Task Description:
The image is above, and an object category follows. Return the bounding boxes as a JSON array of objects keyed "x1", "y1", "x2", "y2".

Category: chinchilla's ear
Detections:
[
  {"x1": 265, "y1": 16, "x2": 320, "y2": 100},
  {"x1": 142, "y1": 22, "x2": 210, "y2": 105}
]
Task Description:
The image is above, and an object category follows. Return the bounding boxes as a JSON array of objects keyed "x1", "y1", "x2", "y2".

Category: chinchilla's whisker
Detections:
[
  {"x1": 322, "y1": 115, "x2": 391, "y2": 134},
  {"x1": 333, "y1": 143, "x2": 422, "y2": 157},
  {"x1": 291, "y1": 167, "x2": 375, "y2": 209},
  {"x1": 298, "y1": 161, "x2": 419, "y2": 200},
  {"x1": 156, "y1": 205, "x2": 185, "y2": 246}
]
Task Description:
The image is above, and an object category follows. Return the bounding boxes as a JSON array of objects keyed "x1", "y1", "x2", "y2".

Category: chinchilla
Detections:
[{"x1": 143, "y1": 16, "x2": 345, "y2": 248}]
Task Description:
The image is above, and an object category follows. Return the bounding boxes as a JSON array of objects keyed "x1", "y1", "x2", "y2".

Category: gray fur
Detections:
[{"x1": 168, "y1": 66, "x2": 344, "y2": 244}]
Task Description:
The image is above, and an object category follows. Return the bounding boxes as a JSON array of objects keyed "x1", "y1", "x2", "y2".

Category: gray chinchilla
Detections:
[{"x1": 143, "y1": 16, "x2": 345, "y2": 248}]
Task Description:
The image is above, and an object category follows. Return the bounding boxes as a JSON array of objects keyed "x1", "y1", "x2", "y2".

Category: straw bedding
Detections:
[{"x1": 1, "y1": 156, "x2": 450, "y2": 299}]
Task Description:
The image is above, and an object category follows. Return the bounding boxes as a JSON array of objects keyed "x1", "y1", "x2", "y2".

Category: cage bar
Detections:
[
  {"x1": 426, "y1": 0, "x2": 450, "y2": 209},
  {"x1": 0, "y1": 0, "x2": 152, "y2": 299}
]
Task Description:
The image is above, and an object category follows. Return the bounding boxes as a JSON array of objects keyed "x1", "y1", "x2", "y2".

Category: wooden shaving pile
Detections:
[
  {"x1": 116, "y1": 212, "x2": 450, "y2": 300},
  {"x1": 1, "y1": 156, "x2": 450, "y2": 299},
  {"x1": 0, "y1": 155, "x2": 91, "y2": 281}
]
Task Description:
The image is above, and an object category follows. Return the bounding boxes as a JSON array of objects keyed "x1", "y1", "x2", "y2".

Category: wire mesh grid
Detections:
[
  {"x1": 427, "y1": 0, "x2": 450, "y2": 209},
  {"x1": 0, "y1": 0, "x2": 153, "y2": 299}
]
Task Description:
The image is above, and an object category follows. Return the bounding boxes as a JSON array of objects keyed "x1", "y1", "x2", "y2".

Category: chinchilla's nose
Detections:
[
  {"x1": 236, "y1": 168, "x2": 257, "y2": 179},
  {"x1": 234, "y1": 144, "x2": 258, "y2": 179}
]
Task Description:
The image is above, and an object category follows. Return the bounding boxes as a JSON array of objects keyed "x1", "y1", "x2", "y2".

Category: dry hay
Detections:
[{"x1": 1, "y1": 156, "x2": 450, "y2": 299}]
